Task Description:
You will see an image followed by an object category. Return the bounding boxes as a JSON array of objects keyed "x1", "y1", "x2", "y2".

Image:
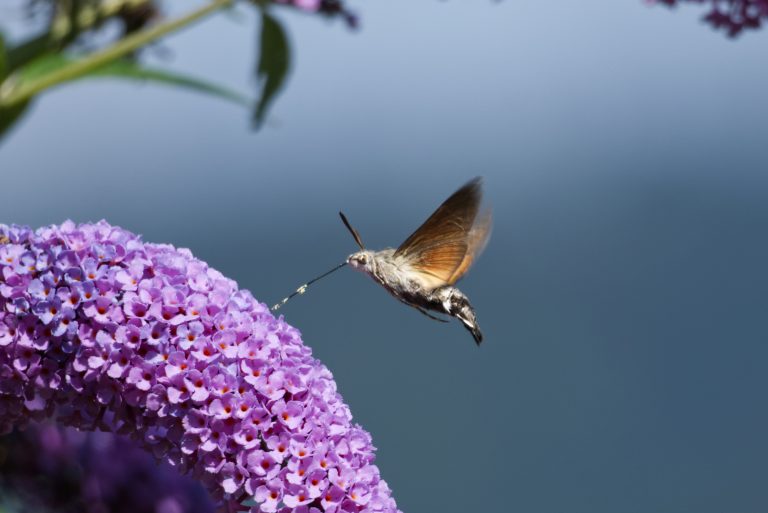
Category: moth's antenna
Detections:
[
  {"x1": 271, "y1": 261, "x2": 348, "y2": 311},
  {"x1": 339, "y1": 212, "x2": 365, "y2": 250}
]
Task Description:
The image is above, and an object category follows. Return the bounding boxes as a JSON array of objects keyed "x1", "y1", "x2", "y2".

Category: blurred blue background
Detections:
[{"x1": 2, "y1": 1, "x2": 768, "y2": 512}]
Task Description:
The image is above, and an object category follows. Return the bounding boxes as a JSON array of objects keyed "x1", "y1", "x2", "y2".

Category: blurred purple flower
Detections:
[
  {"x1": 648, "y1": 0, "x2": 768, "y2": 36},
  {"x1": 0, "y1": 423, "x2": 214, "y2": 513},
  {"x1": 276, "y1": 0, "x2": 359, "y2": 28},
  {"x1": 0, "y1": 221, "x2": 400, "y2": 513}
]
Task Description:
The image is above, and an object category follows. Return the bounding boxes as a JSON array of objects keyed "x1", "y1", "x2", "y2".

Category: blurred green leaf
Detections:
[
  {"x1": 0, "y1": 0, "x2": 232, "y2": 108},
  {"x1": 5, "y1": 33, "x2": 56, "y2": 75},
  {"x1": 0, "y1": 32, "x2": 6, "y2": 80},
  {"x1": 254, "y1": 10, "x2": 290, "y2": 128},
  {"x1": 12, "y1": 54, "x2": 250, "y2": 107},
  {"x1": 88, "y1": 60, "x2": 251, "y2": 107}
]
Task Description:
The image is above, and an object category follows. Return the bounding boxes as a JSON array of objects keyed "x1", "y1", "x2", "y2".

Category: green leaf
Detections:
[
  {"x1": 12, "y1": 54, "x2": 250, "y2": 108},
  {"x1": 241, "y1": 498, "x2": 258, "y2": 508},
  {"x1": 254, "y1": 10, "x2": 290, "y2": 128}
]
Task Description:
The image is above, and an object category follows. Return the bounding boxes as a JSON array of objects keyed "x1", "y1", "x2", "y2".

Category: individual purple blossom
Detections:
[
  {"x1": 284, "y1": 484, "x2": 314, "y2": 508},
  {"x1": 0, "y1": 220, "x2": 401, "y2": 513},
  {"x1": 255, "y1": 478, "x2": 284, "y2": 512}
]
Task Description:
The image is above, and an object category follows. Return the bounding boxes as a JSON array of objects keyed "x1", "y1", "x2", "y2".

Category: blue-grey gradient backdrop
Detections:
[{"x1": 2, "y1": 1, "x2": 768, "y2": 512}]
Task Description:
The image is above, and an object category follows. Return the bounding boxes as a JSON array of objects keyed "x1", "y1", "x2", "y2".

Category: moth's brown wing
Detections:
[
  {"x1": 394, "y1": 177, "x2": 489, "y2": 289},
  {"x1": 448, "y1": 209, "x2": 492, "y2": 284}
]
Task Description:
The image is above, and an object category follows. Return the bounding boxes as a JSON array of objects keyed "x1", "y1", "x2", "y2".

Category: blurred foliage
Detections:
[{"x1": 0, "y1": 0, "x2": 354, "y2": 143}]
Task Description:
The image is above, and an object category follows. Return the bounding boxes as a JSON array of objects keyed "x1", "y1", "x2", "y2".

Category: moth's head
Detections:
[{"x1": 347, "y1": 250, "x2": 375, "y2": 273}]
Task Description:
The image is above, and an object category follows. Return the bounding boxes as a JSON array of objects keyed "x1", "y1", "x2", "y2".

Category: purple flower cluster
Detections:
[
  {"x1": 1, "y1": 423, "x2": 214, "y2": 513},
  {"x1": 649, "y1": 0, "x2": 768, "y2": 36},
  {"x1": 0, "y1": 221, "x2": 400, "y2": 513}
]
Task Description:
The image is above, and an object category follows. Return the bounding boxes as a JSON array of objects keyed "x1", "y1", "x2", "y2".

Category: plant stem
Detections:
[{"x1": 0, "y1": 0, "x2": 233, "y2": 108}]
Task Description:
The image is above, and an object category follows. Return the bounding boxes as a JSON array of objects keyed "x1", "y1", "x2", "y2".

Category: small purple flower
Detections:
[
  {"x1": 220, "y1": 461, "x2": 248, "y2": 494},
  {"x1": 283, "y1": 484, "x2": 313, "y2": 508},
  {"x1": 165, "y1": 350, "x2": 193, "y2": 377},
  {"x1": 115, "y1": 262, "x2": 144, "y2": 290},
  {"x1": 28, "y1": 278, "x2": 54, "y2": 301},
  {"x1": 83, "y1": 296, "x2": 117, "y2": 323},
  {"x1": 273, "y1": 399, "x2": 305, "y2": 430},
  {"x1": 290, "y1": 438, "x2": 311, "y2": 460},
  {"x1": 183, "y1": 369, "x2": 210, "y2": 402},
  {"x1": 320, "y1": 485, "x2": 345, "y2": 510},
  {"x1": 254, "y1": 479, "x2": 283, "y2": 513},
  {"x1": 200, "y1": 419, "x2": 230, "y2": 453},
  {"x1": 348, "y1": 483, "x2": 372, "y2": 506},
  {"x1": 213, "y1": 329, "x2": 239, "y2": 359},
  {"x1": 127, "y1": 362, "x2": 156, "y2": 391},
  {"x1": 328, "y1": 467, "x2": 355, "y2": 491},
  {"x1": 266, "y1": 433, "x2": 292, "y2": 463},
  {"x1": 0, "y1": 316, "x2": 18, "y2": 346},
  {"x1": 0, "y1": 221, "x2": 401, "y2": 513},
  {"x1": 306, "y1": 469, "x2": 328, "y2": 498},
  {"x1": 13, "y1": 343, "x2": 39, "y2": 371},
  {"x1": 246, "y1": 405, "x2": 273, "y2": 434},
  {"x1": 209, "y1": 395, "x2": 236, "y2": 419},
  {"x1": 233, "y1": 423, "x2": 261, "y2": 449},
  {"x1": 178, "y1": 320, "x2": 204, "y2": 349},
  {"x1": 248, "y1": 450, "x2": 281, "y2": 480},
  {"x1": 285, "y1": 455, "x2": 313, "y2": 484},
  {"x1": 52, "y1": 306, "x2": 76, "y2": 337},
  {"x1": 32, "y1": 298, "x2": 61, "y2": 325}
]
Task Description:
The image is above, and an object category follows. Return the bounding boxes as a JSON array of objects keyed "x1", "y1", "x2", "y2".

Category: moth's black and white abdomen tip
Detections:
[
  {"x1": 469, "y1": 323, "x2": 483, "y2": 346},
  {"x1": 457, "y1": 310, "x2": 483, "y2": 345}
]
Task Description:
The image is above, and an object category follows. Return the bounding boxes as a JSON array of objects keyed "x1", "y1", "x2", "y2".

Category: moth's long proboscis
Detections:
[{"x1": 271, "y1": 261, "x2": 348, "y2": 311}]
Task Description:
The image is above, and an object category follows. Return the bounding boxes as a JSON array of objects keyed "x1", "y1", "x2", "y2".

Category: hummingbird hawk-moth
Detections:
[{"x1": 272, "y1": 177, "x2": 491, "y2": 345}]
